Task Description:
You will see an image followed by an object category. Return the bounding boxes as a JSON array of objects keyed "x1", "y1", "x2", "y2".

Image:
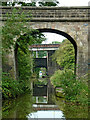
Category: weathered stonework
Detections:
[
  {"x1": 1, "y1": 6, "x2": 89, "y2": 77},
  {"x1": 30, "y1": 22, "x2": 88, "y2": 76},
  {"x1": 1, "y1": 6, "x2": 89, "y2": 22}
]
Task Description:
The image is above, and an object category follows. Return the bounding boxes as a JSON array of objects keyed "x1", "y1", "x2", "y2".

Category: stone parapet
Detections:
[{"x1": 0, "y1": 6, "x2": 90, "y2": 22}]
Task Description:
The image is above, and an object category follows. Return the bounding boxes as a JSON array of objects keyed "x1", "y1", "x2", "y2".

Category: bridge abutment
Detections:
[{"x1": 2, "y1": 49, "x2": 16, "y2": 79}]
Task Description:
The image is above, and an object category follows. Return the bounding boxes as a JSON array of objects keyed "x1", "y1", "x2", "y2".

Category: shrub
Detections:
[
  {"x1": 50, "y1": 69, "x2": 88, "y2": 104},
  {"x1": 2, "y1": 72, "x2": 30, "y2": 99}
]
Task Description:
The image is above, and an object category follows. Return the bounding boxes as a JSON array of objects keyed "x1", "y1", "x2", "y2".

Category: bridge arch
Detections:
[
  {"x1": 37, "y1": 28, "x2": 77, "y2": 49},
  {"x1": 36, "y1": 28, "x2": 77, "y2": 72},
  {"x1": 2, "y1": 7, "x2": 88, "y2": 77},
  {"x1": 29, "y1": 21, "x2": 88, "y2": 76}
]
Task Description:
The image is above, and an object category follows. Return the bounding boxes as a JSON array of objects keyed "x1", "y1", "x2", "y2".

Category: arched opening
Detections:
[
  {"x1": 37, "y1": 28, "x2": 77, "y2": 74},
  {"x1": 14, "y1": 28, "x2": 77, "y2": 79}
]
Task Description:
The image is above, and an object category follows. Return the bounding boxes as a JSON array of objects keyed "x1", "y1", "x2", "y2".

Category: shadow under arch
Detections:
[{"x1": 37, "y1": 28, "x2": 77, "y2": 73}]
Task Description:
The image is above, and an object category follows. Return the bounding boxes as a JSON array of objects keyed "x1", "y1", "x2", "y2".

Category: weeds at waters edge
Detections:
[
  {"x1": 50, "y1": 69, "x2": 88, "y2": 105},
  {"x1": 2, "y1": 72, "x2": 30, "y2": 99}
]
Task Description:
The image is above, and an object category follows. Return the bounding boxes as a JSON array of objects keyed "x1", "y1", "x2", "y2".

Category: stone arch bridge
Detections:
[{"x1": 1, "y1": 6, "x2": 89, "y2": 78}]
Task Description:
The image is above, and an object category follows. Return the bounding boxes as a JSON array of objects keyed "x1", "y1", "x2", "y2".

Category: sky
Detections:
[
  {"x1": 57, "y1": 0, "x2": 89, "y2": 6},
  {"x1": 42, "y1": 33, "x2": 65, "y2": 44},
  {"x1": 27, "y1": 110, "x2": 65, "y2": 118}
]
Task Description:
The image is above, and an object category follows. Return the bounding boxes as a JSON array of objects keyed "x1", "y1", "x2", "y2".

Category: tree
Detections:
[
  {"x1": 2, "y1": 1, "x2": 36, "y2": 6},
  {"x1": 51, "y1": 39, "x2": 88, "y2": 104},
  {"x1": 2, "y1": 0, "x2": 60, "y2": 6},
  {"x1": 2, "y1": 8, "x2": 46, "y2": 99},
  {"x1": 2, "y1": 8, "x2": 45, "y2": 52},
  {"x1": 38, "y1": 0, "x2": 59, "y2": 6},
  {"x1": 38, "y1": 51, "x2": 47, "y2": 58},
  {"x1": 2, "y1": 8, "x2": 31, "y2": 52},
  {"x1": 52, "y1": 39, "x2": 75, "y2": 70},
  {"x1": 2, "y1": 8, "x2": 45, "y2": 74},
  {"x1": 52, "y1": 41, "x2": 61, "y2": 44}
]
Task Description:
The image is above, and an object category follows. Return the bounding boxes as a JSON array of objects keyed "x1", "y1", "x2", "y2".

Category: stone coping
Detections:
[{"x1": 0, "y1": 6, "x2": 90, "y2": 9}]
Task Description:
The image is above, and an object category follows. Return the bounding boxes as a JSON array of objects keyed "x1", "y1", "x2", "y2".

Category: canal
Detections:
[{"x1": 2, "y1": 77, "x2": 88, "y2": 119}]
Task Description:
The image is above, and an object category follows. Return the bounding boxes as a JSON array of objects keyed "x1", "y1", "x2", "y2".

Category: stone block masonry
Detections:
[{"x1": 0, "y1": 6, "x2": 89, "y2": 22}]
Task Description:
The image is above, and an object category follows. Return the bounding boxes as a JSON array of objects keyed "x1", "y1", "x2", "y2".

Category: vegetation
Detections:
[
  {"x1": 2, "y1": 72, "x2": 29, "y2": 99},
  {"x1": 2, "y1": 0, "x2": 59, "y2": 6},
  {"x1": 2, "y1": 93, "x2": 34, "y2": 118},
  {"x1": 52, "y1": 39, "x2": 75, "y2": 70},
  {"x1": 2, "y1": 2, "x2": 36, "y2": 6},
  {"x1": 51, "y1": 70, "x2": 88, "y2": 104},
  {"x1": 33, "y1": 68, "x2": 40, "y2": 78},
  {"x1": 38, "y1": 0, "x2": 59, "y2": 6},
  {"x1": 51, "y1": 39, "x2": 88, "y2": 105},
  {"x1": 38, "y1": 51, "x2": 47, "y2": 58},
  {"x1": 52, "y1": 41, "x2": 61, "y2": 44},
  {"x1": 2, "y1": 8, "x2": 45, "y2": 99}
]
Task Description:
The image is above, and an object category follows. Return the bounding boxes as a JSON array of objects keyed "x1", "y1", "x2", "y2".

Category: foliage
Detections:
[
  {"x1": 52, "y1": 41, "x2": 61, "y2": 44},
  {"x1": 33, "y1": 68, "x2": 40, "y2": 78},
  {"x1": 51, "y1": 39, "x2": 88, "y2": 104},
  {"x1": 2, "y1": 93, "x2": 34, "y2": 118},
  {"x1": 2, "y1": 8, "x2": 46, "y2": 99},
  {"x1": 2, "y1": 2, "x2": 7, "y2": 6},
  {"x1": 35, "y1": 78, "x2": 48, "y2": 85},
  {"x1": 32, "y1": 51, "x2": 47, "y2": 58},
  {"x1": 52, "y1": 39, "x2": 75, "y2": 70},
  {"x1": 17, "y1": 48, "x2": 32, "y2": 82},
  {"x1": 2, "y1": 0, "x2": 59, "y2": 6},
  {"x1": 38, "y1": 0, "x2": 59, "y2": 6},
  {"x1": 2, "y1": 7, "x2": 45, "y2": 72},
  {"x1": 2, "y1": 72, "x2": 30, "y2": 99},
  {"x1": 2, "y1": 8, "x2": 45, "y2": 53},
  {"x1": 15, "y1": 2, "x2": 36, "y2": 6},
  {"x1": 16, "y1": 33, "x2": 45, "y2": 81},
  {"x1": 38, "y1": 51, "x2": 47, "y2": 58},
  {"x1": 50, "y1": 69, "x2": 88, "y2": 104},
  {"x1": 2, "y1": 2, "x2": 36, "y2": 6},
  {"x1": 2, "y1": 8, "x2": 31, "y2": 53},
  {"x1": 64, "y1": 103, "x2": 88, "y2": 118}
]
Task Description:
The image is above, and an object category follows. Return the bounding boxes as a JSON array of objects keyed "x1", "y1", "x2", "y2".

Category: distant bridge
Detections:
[
  {"x1": 29, "y1": 44, "x2": 60, "y2": 51},
  {"x1": 30, "y1": 44, "x2": 60, "y2": 75}
]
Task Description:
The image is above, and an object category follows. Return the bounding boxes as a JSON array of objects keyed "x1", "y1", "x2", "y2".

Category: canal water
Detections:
[{"x1": 2, "y1": 78, "x2": 88, "y2": 119}]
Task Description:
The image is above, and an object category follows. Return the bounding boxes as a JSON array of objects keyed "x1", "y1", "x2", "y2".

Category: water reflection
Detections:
[
  {"x1": 31, "y1": 92, "x2": 65, "y2": 119},
  {"x1": 33, "y1": 96, "x2": 47, "y2": 103},
  {"x1": 2, "y1": 93, "x2": 34, "y2": 119},
  {"x1": 27, "y1": 110, "x2": 65, "y2": 119},
  {"x1": 2, "y1": 93, "x2": 66, "y2": 119},
  {"x1": 2, "y1": 76, "x2": 88, "y2": 119},
  {"x1": 2, "y1": 93, "x2": 88, "y2": 119}
]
